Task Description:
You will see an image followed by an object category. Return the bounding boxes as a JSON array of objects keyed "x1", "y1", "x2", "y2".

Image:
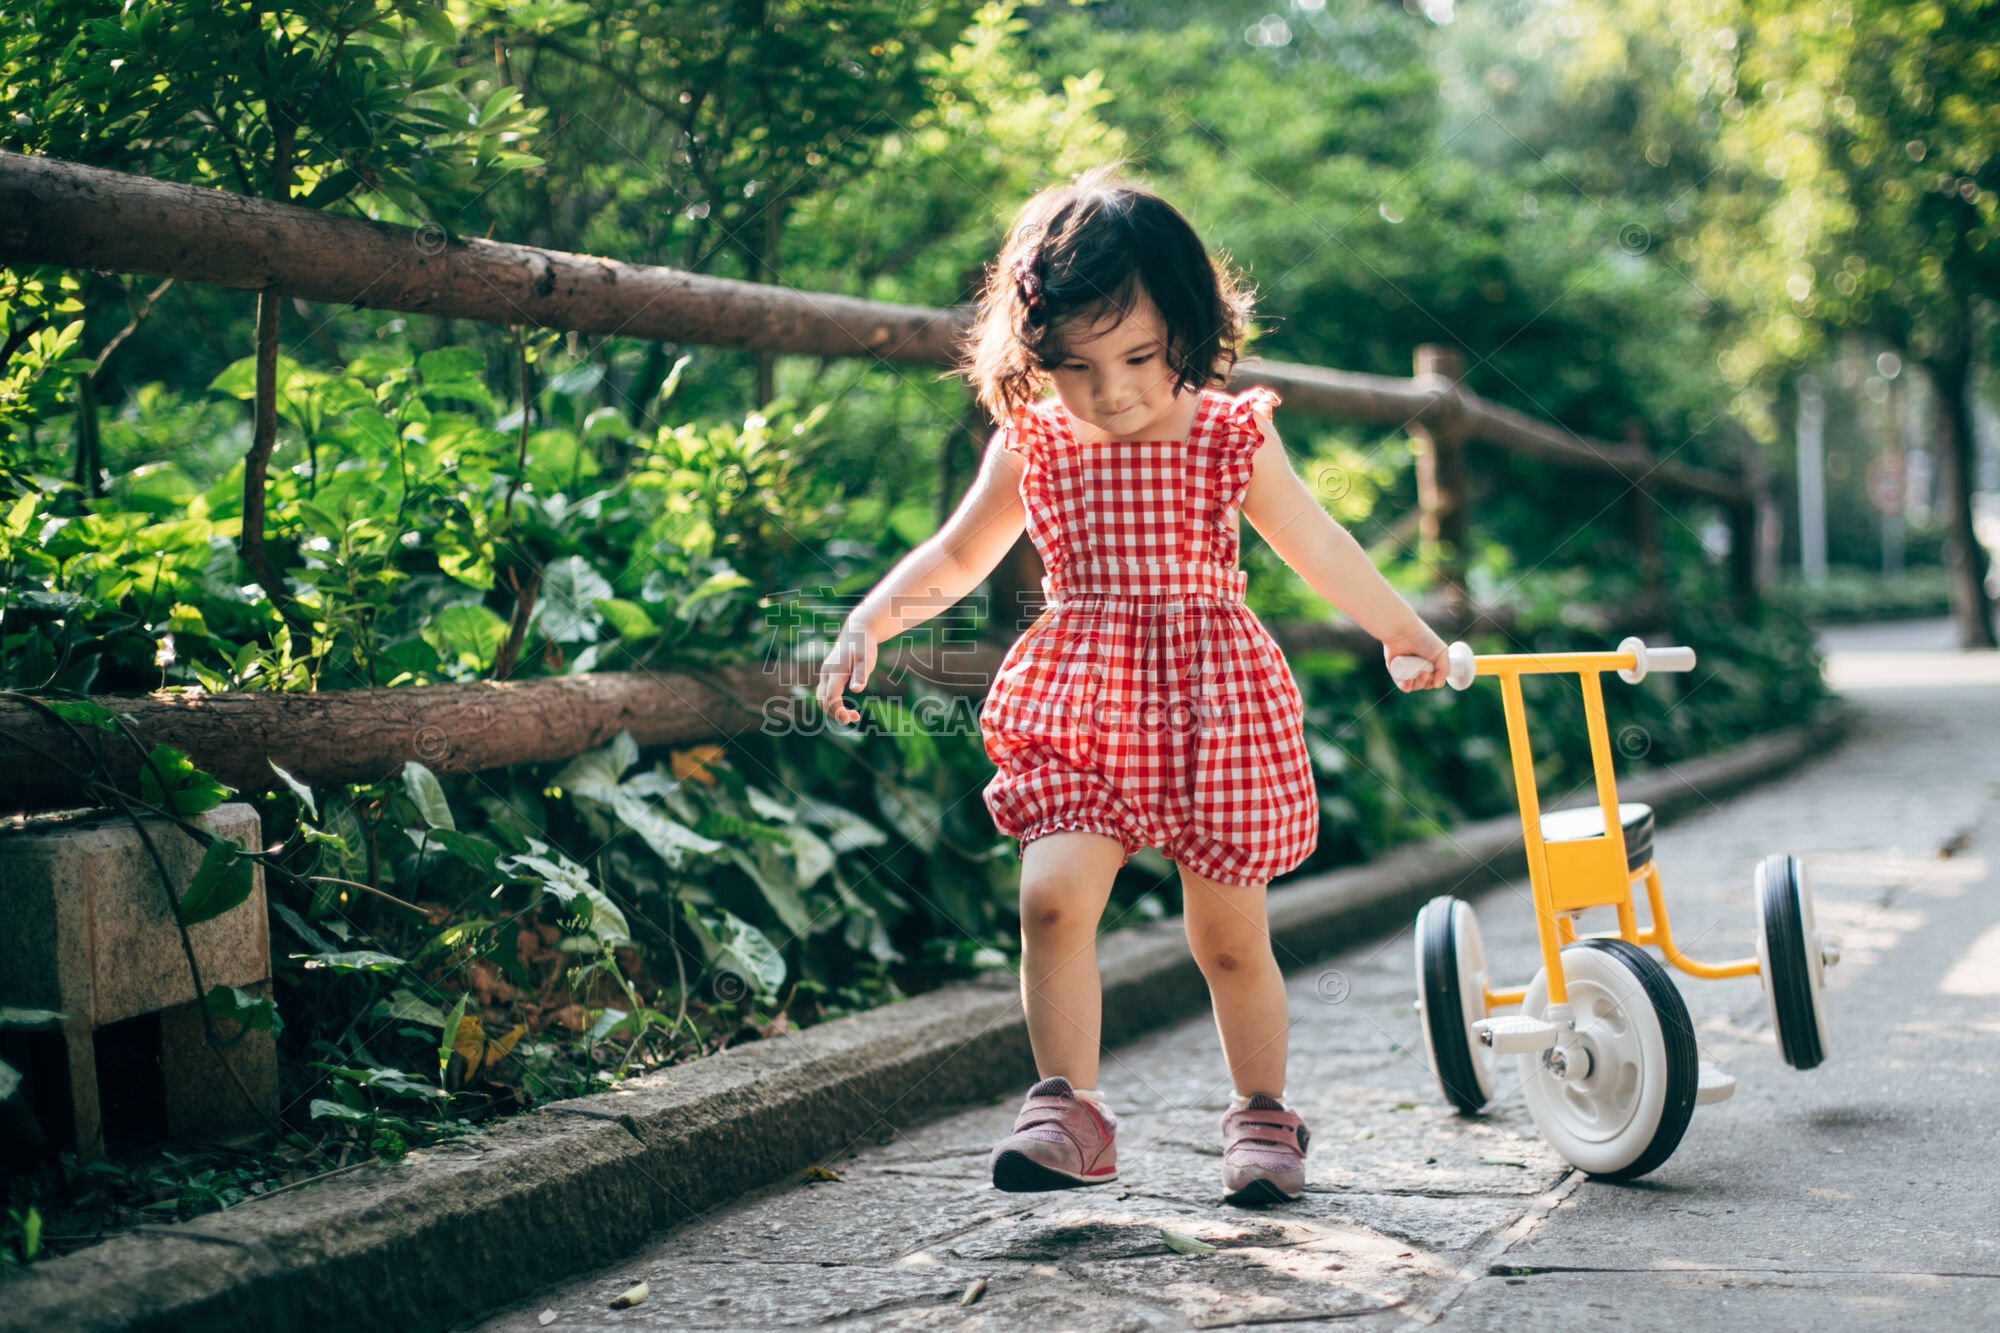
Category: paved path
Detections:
[{"x1": 471, "y1": 618, "x2": 2000, "y2": 1331}]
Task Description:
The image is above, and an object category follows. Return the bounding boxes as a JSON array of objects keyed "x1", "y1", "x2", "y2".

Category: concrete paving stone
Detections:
[
  {"x1": 475, "y1": 1257, "x2": 993, "y2": 1331},
  {"x1": 1443, "y1": 1268, "x2": 1998, "y2": 1331},
  {"x1": 823, "y1": 1263, "x2": 1184, "y2": 1332},
  {"x1": 1062, "y1": 1230, "x2": 1447, "y2": 1327},
  {"x1": 611, "y1": 1169, "x2": 1045, "y2": 1266}
]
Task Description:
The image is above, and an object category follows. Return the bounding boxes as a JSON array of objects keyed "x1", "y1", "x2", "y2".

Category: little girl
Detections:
[{"x1": 816, "y1": 166, "x2": 1450, "y2": 1207}]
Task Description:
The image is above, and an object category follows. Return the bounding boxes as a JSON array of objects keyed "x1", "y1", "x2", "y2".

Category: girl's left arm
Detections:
[{"x1": 1239, "y1": 407, "x2": 1450, "y2": 691}]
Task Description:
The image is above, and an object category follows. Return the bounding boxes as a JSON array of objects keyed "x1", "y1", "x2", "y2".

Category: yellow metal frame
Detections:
[{"x1": 1464, "y1": 649, "x2": 1761, "y2": 1010}]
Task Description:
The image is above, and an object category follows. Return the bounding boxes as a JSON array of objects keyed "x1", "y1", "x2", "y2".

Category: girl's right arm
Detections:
[{"x1": 815, "y1": 438, "x2": 1028, "y2": 724}]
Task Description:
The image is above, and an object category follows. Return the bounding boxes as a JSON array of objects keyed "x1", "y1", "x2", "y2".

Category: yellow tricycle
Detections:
[{"x1": 1388, "y1": 639, "x2": 1838, "y2": 1180}]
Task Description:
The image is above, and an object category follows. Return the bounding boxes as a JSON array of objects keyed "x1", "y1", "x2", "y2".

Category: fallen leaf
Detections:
[
  {"x1": 1481, "y1": 1155, "x2": 1529, "y2": 1168},
  {"x1": 803, "y1": 1164, "x2": 842, "y2": 1182},
  {"x1": 608, "y1": 1280, "x2": 650, "y2": 1309},
  {"x1": 1161, "y1": 1229, "x2": 1218, "y2": 1255},
  {"x1": 483, "y1": 1024, "x2": 527, "y2": 1069},
  {"x1": 671, "y1": 745, "x2": 726, "y2": 785},
  {"x1": 537, "y1": 1310, "x2": 557, "y2": 1327},
  {"x1": 959, "y1": 1278, "x2": 987, "y2": 1307}
]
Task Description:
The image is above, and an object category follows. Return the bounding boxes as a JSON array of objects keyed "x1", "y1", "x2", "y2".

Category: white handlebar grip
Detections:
[
  {"x1": 1446, "y1": 640, "x2": 1477, "y2": 691},
  {"x1": 1389, "y1": 655, "x2": 1430, "y2": 684},
  {"x1": 1617, "y1": 637, "x2": 1698, "y2": 684},
  {"x1": 1649, "y1": 645, "x2": 1697, "y2": 672}
]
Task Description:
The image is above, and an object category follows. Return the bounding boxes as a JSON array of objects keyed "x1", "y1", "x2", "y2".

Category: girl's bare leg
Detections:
[
  {"x1": 1016, "y1": 830, "x2": 1126, "y2": 1089},
  {"x1": 1179, "y1": 864, "x2": 1289, "y2": 1098}
]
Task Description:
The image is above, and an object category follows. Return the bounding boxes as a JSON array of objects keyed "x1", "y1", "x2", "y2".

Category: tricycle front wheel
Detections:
[{"x1": 1518, "y1": 939, "x2": 1699, "y2": 1181}]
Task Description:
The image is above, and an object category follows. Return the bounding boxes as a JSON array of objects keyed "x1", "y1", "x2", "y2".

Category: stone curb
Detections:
[{"x1": 0, "y1": 708, "x2": 1853, "y2": 1332}]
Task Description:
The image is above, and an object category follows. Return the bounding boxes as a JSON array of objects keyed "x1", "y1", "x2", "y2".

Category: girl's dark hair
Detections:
[{"x1": 960, "y1": 164, "x2": 1255, "y2": 423}]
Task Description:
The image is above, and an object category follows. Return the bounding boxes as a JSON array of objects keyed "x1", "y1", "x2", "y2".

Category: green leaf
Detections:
[
  {"x1": 707, "y1": 908, "x2": 786, "y2": 1003},
  {"x1": 409, "y1": 3, "x2": 456, "y2": 48},
  {"x1": 608, "y1": 788, "x2": 725, "y2": 870},
  {"x1": 268, "y1": 760, "x2": 318, "y2": 818},
  {"x1": 372, "y1": 989, "x2": 448, "y2": 1029},
  {"x1": 139, "y1": 745, "x2": 233, "y2": 816},
  {"x1": 552, "y1": 730, "x2": 639, "y2": 801},
  {"x1": 3, "y1": 491, "x2": 36, "y2": 537},
  {"x1": 309, "y1": 1098, "x2": 372, "y2": 1123},
  {"x1": 0, "y1": 1007, "x2": 65, "y2": 1029},
  {"x1": 438, "y1": 990, "x2": 470, "y2": 1083},
  {"x1": 788, "y1": 825, "x2": 836, "y2": 889},
  {"x1": 43, "y1": 698, "x2": 117, "y2": 732},
  {"x1": 794, "y1": 795, "x2": 888, "y2": 853},
  {"x1": 300, "y1": 950, "x2": 405, "y2": 974},
  {"x1": 176, "y1": 840, "x2": 255, "y2": 927},
  {"x1": 726, "y1": 843, "x2": 817, "y2": 942},
  {"x1": 430, "y1": 829, "x2": 506, "y2": 882},
  {"x1": 0, "y1": 1057, "x2": 19, "y2": 1105},
  {"x1": 402, "y1": 760, "x2": 455, "y2": 831},
  {"x1": 1161, "y1": 1229, "x2": 1218, "y2": 1255},
  {"x1": 422, "y1": 603, "x2": 509, "y2": 669},
  {"x1": 594, "y1": 597, "x2": 657, "y2": 640},
  {"x1": 875, "y1": 784, "x2": 942, "y2": 855},
  {"x1": 204, "y1": 985, "x2": 282, "y2": 1034},
  {"x1": 535, "y1": 556, "x2": 614, "y2": 642}
]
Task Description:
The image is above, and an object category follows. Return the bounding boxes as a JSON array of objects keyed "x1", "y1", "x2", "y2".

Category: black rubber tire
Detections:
[
  {"x1": 1418, "y1": 895, "x2": 1489, "y2": 1116},
  {"x1": 1759, "y1": 853, "x2": 1827, "y2": 1071},
  {"x1": 1566, "y1": 938, "x2": 1699, "y2": 1183}
]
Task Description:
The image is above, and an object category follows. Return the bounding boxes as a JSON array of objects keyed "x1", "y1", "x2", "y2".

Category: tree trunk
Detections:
[{"x1": 1925, "y1": 325, "x2": 1997, "y2": 649}]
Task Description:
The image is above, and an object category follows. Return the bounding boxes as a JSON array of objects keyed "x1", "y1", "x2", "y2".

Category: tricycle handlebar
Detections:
[{"x1": 1388, "y1": 637, "x2": 1697, "y2": 692}]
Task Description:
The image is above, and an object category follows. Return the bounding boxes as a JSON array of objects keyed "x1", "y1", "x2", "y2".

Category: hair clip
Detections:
[{"x1": 1011, "y1": 247, "x2": 1045, "y2": 316}]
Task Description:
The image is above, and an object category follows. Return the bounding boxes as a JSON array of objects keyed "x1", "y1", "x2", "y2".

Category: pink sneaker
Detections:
[
  {"x1": 989, "y1": 1075, "x2": 1119, "y2": 1191},
  {"x1": 1220, "y1": 1093, "x2": 1311, "y2": 1205}
]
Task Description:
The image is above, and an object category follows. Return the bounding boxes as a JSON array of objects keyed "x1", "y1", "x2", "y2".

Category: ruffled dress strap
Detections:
[
  {"x1": 1214, "y1": 385, "x2": 1282, "y2": 524},
  {"x1": 1224, "y1": 384, "x2": 1282, "y2": 445},
  {"x1": 993, "y1": 397, "x2": 1060, "y2": 464}
]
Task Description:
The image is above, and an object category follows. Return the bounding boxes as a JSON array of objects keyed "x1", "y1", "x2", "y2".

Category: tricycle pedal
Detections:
[
  {"x1": 1696, "y1": 1061, "x2": 1736, "y2": 1105},
  {"x1": 1473, "y1": 1015, "x2": 1560, "y2": 1053}
]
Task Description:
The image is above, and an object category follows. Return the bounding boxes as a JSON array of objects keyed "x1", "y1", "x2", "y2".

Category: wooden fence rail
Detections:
[{"x1": 0, "y1": 599, "x2": 1662, "y2": 812}]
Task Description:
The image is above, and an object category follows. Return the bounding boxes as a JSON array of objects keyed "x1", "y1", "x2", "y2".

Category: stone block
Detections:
[{"x1": 0, "y1": 803, "x2": 274, "y2": 1156}]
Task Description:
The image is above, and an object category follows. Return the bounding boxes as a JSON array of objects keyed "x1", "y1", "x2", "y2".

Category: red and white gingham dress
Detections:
[{"x1": 979, "y1": 386, "x2": 1319, "y2": 888}]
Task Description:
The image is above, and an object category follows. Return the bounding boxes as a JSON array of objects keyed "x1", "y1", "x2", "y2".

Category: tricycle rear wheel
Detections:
[
  {"x1": 1414, "y1": 895, "x2": 1499, "y2": 1115},
  {"x1": 1755, "y1": 852, "x2": 1830, "y2": 1070}
]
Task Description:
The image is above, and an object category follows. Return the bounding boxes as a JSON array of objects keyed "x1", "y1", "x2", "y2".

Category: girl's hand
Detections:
[
  {"x1": 1382, "y1": 620, "x2": 1450, "y2": 692},
  {"x1": 815, "y1": 622, "x2": 877, "y2": 726}
]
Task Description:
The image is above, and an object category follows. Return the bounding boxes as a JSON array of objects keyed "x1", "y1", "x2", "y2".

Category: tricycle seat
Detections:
[{"x1": 1539, "y1": 801, "x2": 1655, "y2": 872}]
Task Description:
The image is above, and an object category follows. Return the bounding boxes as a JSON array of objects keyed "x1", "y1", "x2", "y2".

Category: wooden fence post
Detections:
[
  {"x1": 1410, "y1": 344, "x2": 1471, "y2": 613},
  {"x1": 1625, "y1": 418, "x2": 1666, "y2": 616}
]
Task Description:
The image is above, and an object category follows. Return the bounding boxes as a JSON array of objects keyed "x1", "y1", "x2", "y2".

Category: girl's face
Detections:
[{"x1": 1045, "y1": 292, "x2": 1188, "y2": 442}]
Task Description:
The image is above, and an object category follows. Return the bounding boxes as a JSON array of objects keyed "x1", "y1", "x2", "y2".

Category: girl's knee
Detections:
[
  {"x1": 1187, "y1": 924, "x2": 1274, "y2": 977},
  {"x1": 1018, "y1": 876, "x2": 1104, "y2": 941}
]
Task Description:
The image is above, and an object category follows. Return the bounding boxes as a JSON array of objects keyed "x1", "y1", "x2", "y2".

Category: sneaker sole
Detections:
[
  {"x1": 1222, "y1": 1176, "x2": 1302, "y2": 1206},
  {"x1": 991, "y1": 1150, "x2": 1118, "y2": 1192}
]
